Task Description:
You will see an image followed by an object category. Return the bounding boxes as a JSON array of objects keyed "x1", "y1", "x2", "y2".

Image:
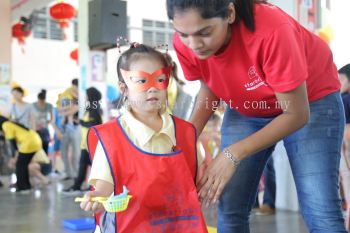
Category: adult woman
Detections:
[
  {"x1": 167, "y1": 0, "x2": 346, "y2": 232},
  {"x1": 10, "y1": 86, "x2": 35, "y2": 130}
]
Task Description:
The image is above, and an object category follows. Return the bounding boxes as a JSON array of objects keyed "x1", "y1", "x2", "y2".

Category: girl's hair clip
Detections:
[
  {"x1": 154, "y1": 43, "x2": 169, "y2": 55},
  {"x1": 116, "y1": 36, "x2": 131, "y2": 54},
  {"x1": 117, "y1": 36, "x2": 168, "y2": 55},
  {"x1": 131, "y1": 42, "x2": 140, "y2": 48}
]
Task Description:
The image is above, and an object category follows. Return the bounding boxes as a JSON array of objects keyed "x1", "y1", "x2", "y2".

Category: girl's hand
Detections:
[
  {"x1": 196, "y1": 152, "x2": 237, "y2": 207},
  {"x1": 80, "y1": 191, "x2": 105, "y2": 213}
]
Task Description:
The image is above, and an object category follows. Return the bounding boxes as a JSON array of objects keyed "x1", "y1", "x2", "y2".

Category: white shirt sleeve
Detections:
[{"x1": 88, "y1": 141, "x2": 114, "y2": 186}]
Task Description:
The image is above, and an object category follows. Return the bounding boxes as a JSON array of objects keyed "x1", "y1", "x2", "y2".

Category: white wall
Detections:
[
  {"x1": 11, "y1": 0, "x2": 79, "y2": 105},
  {"x1": 12, "y1": 36, "x2": 79, "y2": 104},
  {"x1": 270, "y1": 0, "x2": 296, "y2": 18},
  {"x1": 329, "y1": 0, "x2": 350, "y2": 68}
]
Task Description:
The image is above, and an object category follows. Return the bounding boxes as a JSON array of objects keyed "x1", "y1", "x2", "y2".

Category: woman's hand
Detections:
[{"x1": 196, "y1": 151, "x2": 237, "y2": 207}]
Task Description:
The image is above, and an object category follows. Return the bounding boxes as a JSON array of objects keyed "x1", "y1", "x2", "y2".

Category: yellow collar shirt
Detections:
[
  {"x1": 89, "y1": 110, "x2": 176, "y2": 186},
  {"x1": 120, "y1": 109, "x2": 176, "y2": 154}
]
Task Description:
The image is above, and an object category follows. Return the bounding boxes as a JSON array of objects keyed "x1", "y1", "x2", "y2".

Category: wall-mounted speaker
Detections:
[{"x1": 89, "y1": 0, "x2": 127, "y2": 50}]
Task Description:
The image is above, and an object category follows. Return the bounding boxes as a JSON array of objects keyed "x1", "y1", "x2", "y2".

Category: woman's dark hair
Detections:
[
  {"x1": 166, "y1": 0, "x2": 265, "y2": 31},
  {"x1": 86, "y1": 87, "x2": 102, "y2": 111},
  {"x1": 117, "y1": 43, "x2": 168, "y2": 84},
  {"x1": 339, "y1": 64, "x2": 350, "y2": 81},
  {"x1": 11, "y1": 86, "x2": 24, "y2": 95},
  {"x1": 85, "y1": 87, "x2": 102, "y2": 125},
  {"x1": 72, "y1": 78, "x2": 79, "y2": 86},
  {"x1": 38, "y1": 89, "x2": 46, "y2": 100}
]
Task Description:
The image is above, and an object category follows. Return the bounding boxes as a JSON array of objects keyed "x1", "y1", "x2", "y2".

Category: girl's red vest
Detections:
[{"x1": 87, "y1": 116, "x2": 208, "y2": 233}]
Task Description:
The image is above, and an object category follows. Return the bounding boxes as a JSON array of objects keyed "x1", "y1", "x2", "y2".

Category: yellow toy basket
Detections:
[{"x1": 75, "y1": 195, "x2": 132, "y2": 213}]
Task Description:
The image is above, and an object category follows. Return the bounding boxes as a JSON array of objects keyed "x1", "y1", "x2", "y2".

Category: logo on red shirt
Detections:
[{"x1": 244, "y1": 66, "x2": 267, "y2": 91}]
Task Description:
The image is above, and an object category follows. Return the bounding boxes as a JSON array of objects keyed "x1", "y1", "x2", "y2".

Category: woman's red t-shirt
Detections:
[{"x1": 174, "y1": 3, "x2": 340, "y2": 117}]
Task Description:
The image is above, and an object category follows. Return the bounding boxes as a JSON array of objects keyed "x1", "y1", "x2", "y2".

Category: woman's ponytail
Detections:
[{"x1": 233, "y1": 0, "x2": 265, "y2": 31}]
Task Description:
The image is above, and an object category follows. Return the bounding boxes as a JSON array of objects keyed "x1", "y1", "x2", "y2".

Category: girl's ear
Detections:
[
  {"x1": 119, "y1": 82, "x2": 128, "y2": 97},
  {"x1": 227, "y1": 2, "x2": 236, "y2": 24}
]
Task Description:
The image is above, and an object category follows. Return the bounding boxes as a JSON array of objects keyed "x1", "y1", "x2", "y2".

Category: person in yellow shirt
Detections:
[
  {"x1": 0, "y1": 115, "x2": 42, "y2": 193},
  {"x1": 28, "y1": 149, "x2": 52, "y2": 186},
  {"x1": 56, "y1": 78, "x2": 80, "y2": 180},
  {"x1": 63, "y1": 87, "x2": 102, "y2": 194}
]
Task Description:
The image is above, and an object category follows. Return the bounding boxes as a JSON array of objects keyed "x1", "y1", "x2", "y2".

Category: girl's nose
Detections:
[{"x1": 147, "y1": 87, "x2": 158, "y2": 93}]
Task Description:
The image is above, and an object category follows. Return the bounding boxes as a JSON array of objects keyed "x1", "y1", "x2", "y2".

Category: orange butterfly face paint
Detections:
[{"x1": 120, "y1": 65, "x2": 172, "y2": 92}]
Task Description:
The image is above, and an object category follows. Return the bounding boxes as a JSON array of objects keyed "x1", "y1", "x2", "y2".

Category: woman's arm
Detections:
[
  {"x1": 198, "y1": 82, "x2": 310, "y2": 206},
  {"x1": 229, "y1": 82, "x2": 309, "y2": 160},
  {"x1": 189, "y1": 81, "x2": 219, "y2": 136}
]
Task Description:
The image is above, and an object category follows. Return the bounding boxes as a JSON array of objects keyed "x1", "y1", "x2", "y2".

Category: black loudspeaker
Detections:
[{"x1": 89, "y1": 0, "x2": 127, "y2": 50}]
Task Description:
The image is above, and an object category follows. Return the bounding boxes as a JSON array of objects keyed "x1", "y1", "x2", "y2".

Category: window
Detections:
[
  {"x1": 155, "y1": 32, "x2": 166, "y2": 45},
  {"x1": 49, "y1": 19, "x2": 64, "y2": 40},
  {"x1": 32, "y1": 7, "x2": 67, "y2": 41},
  {"x1": 32, "y1": 8, "x2": 48, "y2": 39},
  {"x1": 142, "y1": 19, "x2": 174, "y2": 50},
  {"x1": 73, "y1": 17, "x2": 78, "y2": 42},
  {"x1": 143, "y1": 31, "x2": 153, "y2": 46}
]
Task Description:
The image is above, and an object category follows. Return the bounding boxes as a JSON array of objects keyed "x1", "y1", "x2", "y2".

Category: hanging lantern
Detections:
[
  {"x1": 49, "y1": 2, "x2": 76, "y2": 29},
  {"x1": 70, "y1": 48, "x2": 78, "y2": 64},
  {"x1": 12, "y1": 22, "x2": 31, "y2": 45}
]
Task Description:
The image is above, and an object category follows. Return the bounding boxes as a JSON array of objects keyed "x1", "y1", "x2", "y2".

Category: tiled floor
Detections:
[
  {"x1": 0, "y1": 176, "x2": 309, "y2": 233},
  {"x1": 1, "y1": 136, "x2": 348, "y2": 233}
]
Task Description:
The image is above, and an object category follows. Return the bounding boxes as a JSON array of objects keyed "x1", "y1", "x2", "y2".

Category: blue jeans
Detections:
[
  {"x1": 218, "y1": 92, "x2": 346, "y2": 233},
  {"x1": 253, "y1": 156, "x2": 276, "y2": 208},
  {"x1": 262, "y1": 156, "x2": 276, "y2": 208}
]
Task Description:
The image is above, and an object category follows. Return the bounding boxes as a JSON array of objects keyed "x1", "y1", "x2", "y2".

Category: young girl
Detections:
[{"x1": 80, "y1": 43, "x2": 208, "y2": 233}]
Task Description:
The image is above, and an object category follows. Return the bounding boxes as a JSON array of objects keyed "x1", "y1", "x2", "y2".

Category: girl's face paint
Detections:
[{"x1": 121, "y1": 65, "x2": 172, "y2": 92}]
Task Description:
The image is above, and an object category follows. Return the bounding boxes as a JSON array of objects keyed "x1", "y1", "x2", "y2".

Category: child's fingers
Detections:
[
  {"x1": 80, "y1": 191, "x2": 96, "y2": 211},
  {"x1": 91, "y1": 202, "x2": 104, "y2": 212},
  {"x1": 83, "y1": 201, "x2": 94, "y2": 212},
  {"x1": 79, "y1": 191, "x2": 107, "y2": 212}
]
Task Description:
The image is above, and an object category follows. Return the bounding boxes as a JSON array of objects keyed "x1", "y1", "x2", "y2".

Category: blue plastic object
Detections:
[{"x1": 62, "y1": 217, "x2": 95, "y2": 231}]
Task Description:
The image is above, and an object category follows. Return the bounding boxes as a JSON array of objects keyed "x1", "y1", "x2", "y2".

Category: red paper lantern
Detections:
[
  {"x1": 70, "y1": 48, "x2": 78, "y2": 64},
  {"x1": 12, "y1": 22, "x2": 31, "y2": 44},
  {"x1": 50, "y1": 2, "x2": 76, "y2": 29}
]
